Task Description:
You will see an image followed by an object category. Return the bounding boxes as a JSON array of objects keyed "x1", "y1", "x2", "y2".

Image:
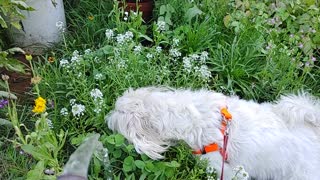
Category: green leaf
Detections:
[
  {"x1": 185, "y1": 5, "x2": 203, "y2": 22},
  {"x1": 7, "y1": 47, "x2": 25, "y2": 54},
  {"x1": 0, "y1": 118, "x2": 12, "y2": 127},
  {"x1": 145, "y1": 161, "x2": 155, "y2": 172},
  {"x1": 0, "y1": 15, "x2": 8, "y2": 28},
  {"x1": 26, "y1": 161, "x2": 45, "y2": 180},
  {"x1": 164, "y1": 168, "x2": 174, "y2": 177},
  {"x1": 113, "y1": 149, "x2": 122, "y2": 158},
  {"x1": 134, "y1": 160, "x2": 145, "y2": 169},
  {"x1": 137, "y1": 33, "x2": 153, "y2": 42},
  {"x1": 106, "y1": 135, "x2": 115, "y2": 145},
  {"x1": 4, "y1": 58, "x2": 25, "y2": 73},
  {"x1": 10, "y1": 21, "x2": 22, "y2": 30},
  {"x1": 139, "y1": 173, "x2": 147, "y2": 180},
  {"x1": 0, "y1": 91, "x2": 17, "y2": 99},
  {"x1": 114, "y1": 134, "x2": 125, "y2": 146},
  {"x1": 124, "y1": 156, "x2": 134, "y2": 165},
  {"x1": 123, "y1": 164, "x2": 133, "y2": 172},
  {"x1": 21, "y1": 144, "x2": 51, "y2": 160},
  {"x1": 165, "y1": 161, "x2": 180, "y2": 168},
  {"x1": 159, "y1": 5, "x2": 166, "y2": 15},
  {"x1": 101, "y1": 45, "x2": 114, "y2": 55},
  {"x1": 12, "y1": 1, "x2": 35, "y2": 11}
]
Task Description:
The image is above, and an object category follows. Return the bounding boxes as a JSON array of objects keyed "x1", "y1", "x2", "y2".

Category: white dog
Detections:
[{"x1": 107, "y1": 87, "x2": 320, "y2": 180}]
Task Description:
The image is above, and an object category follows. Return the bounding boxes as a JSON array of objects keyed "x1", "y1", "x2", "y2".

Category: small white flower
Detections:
[
  {"x1": 169, "y1": 48, "x2": 181, "y2": 57},
  {"x1": 60, "y1": 108, "x2": 68, "y2": 116},
  {"x1": 84, "y1": 49, "x2": 92, "y2": 55},
  {"x1": 105, "y1": 29, "x2": 114, "y2": 40},
  {"x1": 156, "y1": 46, "x2": 162, "y2": 53},
  {"x1": 198, "y1": 65, "x2": 211, "y2": 79},
  {"x1": 46, "y1": 119, "x2": 53, "y2": 129},
  {"x1": 70, "y1": 99, "x2": 76, "y2": 105},
  {"x1": 71, "y1": 104, "x2": 85, "y2": 117},
  {"x1": 232, "y1": 165, "x2": 249, "y2": 180},
  {"x1": 124, "y1": 11, "x2": 129, "y2": 16},
  {"x1": 172, "y1": 38, "x2": 180, "y2": 47},
  {"x1": 117, "y1": 59, "x2": 127, "y2": 69},
  {"x1": 124, "y1": 17, "x2": 128, "y2": 21},
  {"x1": 71, "y1": 50, "x2": 81, "y2": 64},
  {"x1": 206, "y1": 166, "x2": 214, "y2": 174},
  {"x1": 116, "y1": 34, "x2": 125, "y2": 46},
  {"x1": 134, "y1": 45, "x2": 142, "y2": 54},
  {"x1": 94, "y1": 107, "x2": 102, "y2": 114},
  {"x1": 94, "y1": 57, "x2": 101, "y2": 63},
  {"x1": 90, "y1": 88, "x2": 103, "y2": 100},
  {"x1": 200, "y1": 51, "x2": 209, "y2": 62},
  {"x1": 72, "y1": 50, "x2": 79, "y2": 57},
  {"x1": 146, "y1": 53, "x2": 153, "y2": 59},
  {"x1": 77, "y1": 72, "x2": 82, "y2": 78},
  {"x1": 94, "y1": 73, "x2": 103, "y2": 80},
  {"x1": 156, "y1": 20, "x2": 166, "y2": 31},
  {"x1": 183, "y1": 57, "x2": 192, "y2": 73},
  {"x1": 125, "y1": 31, "x2": 134, "y2": 40},
  {"x1": 190, "y1": 53, "x2": 199, "y2": 61},
  {"x1": 59, "y1": 59, "x2": 69, "y2": 68}
]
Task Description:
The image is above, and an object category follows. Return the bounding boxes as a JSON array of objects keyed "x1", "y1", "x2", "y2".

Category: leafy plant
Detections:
[
  {"x1": 0, "y1": 47, "x2": 26, "y2": 73},
  {"x1": 0, "y1": 0, "x2": 34, "y2": 29}
]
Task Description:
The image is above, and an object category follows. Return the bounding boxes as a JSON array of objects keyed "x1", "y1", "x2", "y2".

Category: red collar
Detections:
[{"x1": 192, "y1": 107, "x2": 232, "y2": 155}]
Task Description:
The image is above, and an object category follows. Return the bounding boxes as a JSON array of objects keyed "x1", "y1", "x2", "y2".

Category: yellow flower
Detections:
[
  {"x1": 32, "y1": 96, "x2": 46, "y2": 113},
  {"x1": 48, "y1": 56, "x2": 55, "y2": 63},
  {"x1": 25, "y1": 54, "x2": 33, "y2": 61},
  {"x1": 88, "y1": 15, "x2": 94, "y2": 21}
]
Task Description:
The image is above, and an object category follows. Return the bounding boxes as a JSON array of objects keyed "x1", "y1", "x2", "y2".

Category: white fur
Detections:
[{"x1": 107, "y1": 87, "x2": 320, "y2": 180}]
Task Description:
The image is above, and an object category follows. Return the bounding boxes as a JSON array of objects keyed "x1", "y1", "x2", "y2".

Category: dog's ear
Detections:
[{"x1": 107, "y1": 99, "x2": 170, "y2": 160}]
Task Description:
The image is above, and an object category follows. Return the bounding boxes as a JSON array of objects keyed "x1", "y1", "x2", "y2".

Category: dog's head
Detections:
[
  {"x1": 107, "y1": 87, "x2": 173, "y2": 159},
  {"x1": 107, "y1": 87, "x2": 227, "y2": 160}
]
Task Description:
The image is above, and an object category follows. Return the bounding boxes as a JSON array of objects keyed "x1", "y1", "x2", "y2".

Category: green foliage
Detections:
[
  {"x1": 0, "y1": 47, "x2": 26, "y2": 73},
  {"x1": 0, "y1": 0, "x2": 34, "y2": 29},
  {"x1": 1, "y1": 0, "x2": 320, "y2": 179}
]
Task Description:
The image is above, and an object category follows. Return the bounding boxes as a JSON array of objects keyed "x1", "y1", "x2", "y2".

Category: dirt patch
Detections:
[{"x1": 0, "y1": 54, "x2": 32, "y2": 98}]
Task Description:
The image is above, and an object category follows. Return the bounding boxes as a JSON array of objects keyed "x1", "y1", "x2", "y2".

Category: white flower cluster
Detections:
[
  {"x1": 94, "y1": 73, "x2": 103, "y2": 80},
  {"x1": 66, "y1": 99, "x2": 85, "y2": 117},
  {"x1": 172, "y1": 38, "x2": 180, "y2": 47},
  {"x1": 84, "y1": 49, "x2": 92, "y2": 55},
  {"x1": 232, "y1": 165, "x2": 249, "y2": 180},
  {"x1": 156, "y1": 20, "x2": 166, "y2": 31},
  {"x1": 59, "y1": 50, "x2": 85, "y2": 71},
  {"x1": 146, "y1": 53, "x2": 153, "y2": 60},
  {"x1": 105, "y1": 29, "x2": 114, "y2": 40},
  {"x1": 117, "y1": 59, "x2": 127, "y2": 69},
  {"x1": 182, "y1": 51, "x2": 211, "y2": 80},
  {"x1": 206, "y1": 166, "x2": 216, "y2": 180},
  {"x1": 60, "y1": 107, "x2": 68, "y2": 116},
  {"x1": 133, "y1": 45, "x2": 142, "y2": 54},
  {"x1": 90, "y1": 88, "x2": 103, "y2": 99},
  {"x1": 46, "y1": 119, "x2": 53, "y2": 129},
  {"x1": 71, "y1": 103, "x2": 86, "y2": 117},
  {"x1": 115, "y1": 31, "x2": 134, "y2": 45},
  {"x1": 90, "y1": 88, "x2": 104, "y2": 114},
  {"x1": 169, "y1": 48, "x2": 182, "y2": 58},
  {"x1": 155, "y1": 46, "x2": 162, "y2": 53}
]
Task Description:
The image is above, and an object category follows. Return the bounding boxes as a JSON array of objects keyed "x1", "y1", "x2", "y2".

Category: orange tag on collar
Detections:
[
  {"x1": 204, "y1": 143, "x2": 219, "y2": 153},
  {"x1": 221, "y1": 108, "x2": 232, "y2": 120},
  {"x1": 192, "y1": 143, "x2": 220, "y2": 154}
]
